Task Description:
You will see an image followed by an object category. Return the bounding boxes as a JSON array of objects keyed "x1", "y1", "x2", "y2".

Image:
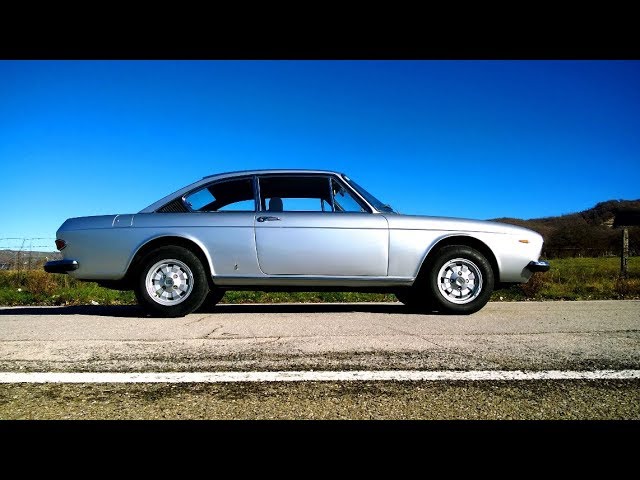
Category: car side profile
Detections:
[{"x1": 44, "y1": 169, "x2": 549, "y2": 317}]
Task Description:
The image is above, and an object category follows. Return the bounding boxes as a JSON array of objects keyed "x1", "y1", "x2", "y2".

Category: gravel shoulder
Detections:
[{"x1": 2, "y1": 380, "x2": 638, "y2": 420}]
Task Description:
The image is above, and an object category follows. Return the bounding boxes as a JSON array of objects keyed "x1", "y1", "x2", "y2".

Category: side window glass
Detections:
[
  {"x1": 259, "y1": 176, "x2": 333, "y2": 212},
  {"x1": 184, "y1": 178, "x2": 255, "y2": 212},
  {"x1": 184, "y1": 188, "x2": 215, "y2": 211},
  {"x1": 219, "y1": 199, "x2": 255, "y2": 211},
  {"x1": 331, "y1": 179, "x2": 367, "y2": 213}
]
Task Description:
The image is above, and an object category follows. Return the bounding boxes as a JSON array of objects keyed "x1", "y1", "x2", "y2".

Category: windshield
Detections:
[{"x1": 342, "y1": 175, "x2": 396, "y2": 213}]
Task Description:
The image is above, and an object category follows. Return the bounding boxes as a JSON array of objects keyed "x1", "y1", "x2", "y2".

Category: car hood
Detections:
[{"x1": 384, "y1": 213, "x2": 539, "y2": 237}]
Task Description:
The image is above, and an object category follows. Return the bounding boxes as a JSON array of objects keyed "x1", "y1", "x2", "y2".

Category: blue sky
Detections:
[{"x1": 1, "y1": 60, "x2": 638, "y2": 244}]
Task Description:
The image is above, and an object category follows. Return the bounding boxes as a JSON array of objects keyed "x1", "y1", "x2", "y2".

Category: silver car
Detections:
[{"x1": 44, "y1": 169, "x2": 549, "y2": 317}]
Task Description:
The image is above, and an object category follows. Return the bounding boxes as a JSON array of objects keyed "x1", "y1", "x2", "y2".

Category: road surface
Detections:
[{"x1": 1, "y1": 300, "x2": 638, "y2": 419}]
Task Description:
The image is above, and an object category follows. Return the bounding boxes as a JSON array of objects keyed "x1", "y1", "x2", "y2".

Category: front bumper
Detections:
[
  {"x1": 527, "y1": 260, "x2": 550, "y2": 273},
  {"x1": 44, "y1": 259, "x2": 79, "y2": 274}
]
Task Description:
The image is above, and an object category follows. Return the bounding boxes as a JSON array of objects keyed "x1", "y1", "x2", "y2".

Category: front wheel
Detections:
[
  {"x1": 195, "y1": 288, "x2": 226, "y2": 313},
  {"x1": 427, "y1": 245, "x2": 494, "y2": 314},
  {"x1": 395, "y1": 289, "x2": 434, "y2": 312},
  {"x1": 134, "y1": 246, "x2": 209, "y2": 317}
]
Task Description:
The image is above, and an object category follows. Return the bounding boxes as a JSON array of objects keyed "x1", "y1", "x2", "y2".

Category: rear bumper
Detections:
[
  {"x1": 527, "y1": 260, "x2": 550, "y2": 273},
  {"x1": 44, "y1": 259, "x2": 79, "y2": 273}
]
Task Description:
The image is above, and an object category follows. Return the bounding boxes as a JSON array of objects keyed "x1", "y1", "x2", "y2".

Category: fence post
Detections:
[
  {"x1": 614, "y1": 209, "x2": 639, "y2": 279},
  {"x1": 621, "y1": 227, "x2": 629, "y2": 279}
]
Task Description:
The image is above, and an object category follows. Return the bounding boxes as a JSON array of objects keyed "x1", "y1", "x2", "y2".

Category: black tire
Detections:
[
  {"x1": 395, "y1": 288, "x2": 434, "y2": 312},
  {"x1": 395, "y1": 289, "x2": 412, "y2": 305},
  {"x1": 427, "y1": 245, "x2": 494, "y2": 314},
  {"x1": 134, "y1": 245, "x2": 209, "y2": 317},
  {"x1": 195, "y1": 288, "x2": 225, "y2": 313}
]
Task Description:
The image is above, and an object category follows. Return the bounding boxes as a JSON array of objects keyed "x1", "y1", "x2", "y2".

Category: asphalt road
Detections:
[
  {"x1": 1, "y1": 300, "x2": 639, "y2": 419},
  {"x1": 0, "y1": 300, "x2": 638, "y2": 372}
]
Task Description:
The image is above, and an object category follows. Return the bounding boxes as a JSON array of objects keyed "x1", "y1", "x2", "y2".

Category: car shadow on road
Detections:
[
  {"x1": 200, "y1": 303, "x2": 442, "y2": 315},
  {"x1": 0, "y1": 303, "x2": 442, "y2": 317},
  {"x1": 0, "y1": 305, "x2": 147, "y2": 318}
]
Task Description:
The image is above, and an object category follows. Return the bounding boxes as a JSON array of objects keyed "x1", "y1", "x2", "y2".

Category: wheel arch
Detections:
[
  {"x1": 124, "y1": 235, "x2": 215, "y2": 289},
  {"x1": 415, "y1": 235, "x2": 499, "y2": 286}
]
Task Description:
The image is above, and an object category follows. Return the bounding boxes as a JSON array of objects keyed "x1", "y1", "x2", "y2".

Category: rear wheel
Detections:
[
  {"x1": 427, "y1": 245, "x2": 494, "y2": 314},
  {"x1": 135, "y1": 246, "x2": 208, "y2": 317}
]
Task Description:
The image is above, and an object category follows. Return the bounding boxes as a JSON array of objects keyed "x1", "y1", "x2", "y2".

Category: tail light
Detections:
[{"x1": 55, "y1": 239, "x2": 67, "y2": 251}]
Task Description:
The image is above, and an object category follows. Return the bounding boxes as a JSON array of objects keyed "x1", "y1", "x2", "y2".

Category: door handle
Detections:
[{"x1": 257, "y1": 216, "x2": 281, "y2": 222}]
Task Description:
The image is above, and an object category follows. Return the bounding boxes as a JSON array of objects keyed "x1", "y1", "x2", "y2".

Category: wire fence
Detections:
[
  {"x1": 0, "y1": 238, "x2": 62, "y2": 271},
  {"x1": 542, "y1": 247, "x2": 634, "y2": 258}
]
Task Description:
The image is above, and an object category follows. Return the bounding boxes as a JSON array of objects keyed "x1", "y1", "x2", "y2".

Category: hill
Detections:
[{"x1": 492, "y1": 199, "x2": 640, "y2": 258}]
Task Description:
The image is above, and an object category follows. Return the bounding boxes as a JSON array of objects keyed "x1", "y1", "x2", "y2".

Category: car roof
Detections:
[
  {"x1": 201, "y1": 169, "x2": 342, "y2": 180},
  {"x1": 139, "y1": 169, "x2": 346, "y2": 213}
]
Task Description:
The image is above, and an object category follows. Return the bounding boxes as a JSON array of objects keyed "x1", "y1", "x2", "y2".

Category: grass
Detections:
[
  {"x1": 0, "y1": 270, "x2": 135, "y2": 306},
  {"x1": 495, "y1": 256, "x2": 640, "y2": 301},
  {"x1": 0, "y1": 256, "x2": 638, "y2": 307}
]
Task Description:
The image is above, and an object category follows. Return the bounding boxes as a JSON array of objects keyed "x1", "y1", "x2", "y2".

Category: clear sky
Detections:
[{"x1": 1, "y1": 60, "x2": 638, "y2": 244}]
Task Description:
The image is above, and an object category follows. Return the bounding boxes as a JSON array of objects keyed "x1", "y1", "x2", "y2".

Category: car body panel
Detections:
[
  {"x1": 132, "y1": 212, "x2": 258, "y2": 277},
  {"x1": 384, "y1": 214, "x2": 543, "y2": 282},
  {"x1": 254, "y1": 212, "x2": 388, "y2": 276}
]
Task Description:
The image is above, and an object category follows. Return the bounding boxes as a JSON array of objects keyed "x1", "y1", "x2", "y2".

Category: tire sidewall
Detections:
[
  {"x1": 195, "y1": 288, "x2": 225, "y2": 313},
  {"x1": 136, "y1": 246, "x2": 209, "y2": 317},
  {"x1": 427, "y1": 246, "x2": 494, "y2": 314}
]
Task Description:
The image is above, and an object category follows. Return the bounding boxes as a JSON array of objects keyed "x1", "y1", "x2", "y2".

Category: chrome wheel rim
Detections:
[
  {"x1": 145, "y1": 259, "x2": 194, "y2": 306},
  {"x1": 436, "y1": 258, "x2": 483, "y2": 304}
]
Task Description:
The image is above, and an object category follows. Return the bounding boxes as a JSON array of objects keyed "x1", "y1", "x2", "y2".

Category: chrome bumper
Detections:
[
  {"x1": 527, "y1": 260, "x2": 550, "y2": 273},
  {"x1": 44, "y1": 259, "x2": 79, "y2": 274}
]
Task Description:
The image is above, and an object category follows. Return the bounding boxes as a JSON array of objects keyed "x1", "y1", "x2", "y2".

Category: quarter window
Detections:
[{"x1": 184, "y1": 178, "x2": 255, "y2": 212}]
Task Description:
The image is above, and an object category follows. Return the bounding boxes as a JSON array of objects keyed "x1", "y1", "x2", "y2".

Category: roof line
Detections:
[{"x1": 202, "y1": 169, "x2": 342, "y2": 179}]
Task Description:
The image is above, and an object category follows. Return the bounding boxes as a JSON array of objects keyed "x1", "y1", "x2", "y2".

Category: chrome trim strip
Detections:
[{"x1": 213, "y1": 275, "x2": 414, "y2": 287}]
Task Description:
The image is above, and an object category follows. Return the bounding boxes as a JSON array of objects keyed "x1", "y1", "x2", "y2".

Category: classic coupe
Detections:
[{"x1": 44, "y1": 169, "x2": 549, "y2": 317}]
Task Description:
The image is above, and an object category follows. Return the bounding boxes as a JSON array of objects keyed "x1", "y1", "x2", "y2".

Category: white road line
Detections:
[{"x1": 0, "y1": 370, "x2": 639, "y2": 383}]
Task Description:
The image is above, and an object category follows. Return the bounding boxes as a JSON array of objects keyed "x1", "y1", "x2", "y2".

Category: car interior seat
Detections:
[{"x1": 268, "y1": 197, "x2": 283, "y2": 212}]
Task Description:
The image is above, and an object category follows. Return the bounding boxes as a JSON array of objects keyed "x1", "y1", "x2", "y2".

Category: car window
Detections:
[
  {"x1": 258, "y1": 176, "x2": 333, "y2": 212},
  {"x1": 257, "y1": 175, "x2": 370, "y2": 213},
  {"x1": 342, "y1": 175, "x2": 395, "y2": 213},
  {"x1": 331, "y1": 178, "x2": 367, "y2": 213},
  {"x1": 184, "y1": 178, "x2": 255, "y2": 212}
]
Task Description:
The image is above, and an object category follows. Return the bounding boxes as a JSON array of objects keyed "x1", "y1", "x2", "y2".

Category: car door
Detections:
[{"x1": 254, "y1": 174, "x2": 389, "y2": 276}]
